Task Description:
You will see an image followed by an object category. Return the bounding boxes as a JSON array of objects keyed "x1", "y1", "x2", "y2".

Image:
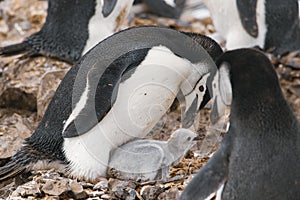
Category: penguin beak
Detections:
[
  {"x1": 182, "y1": 88, "x2": 211, "y2": 128},
  {"x1": 102, "y1": 0, "x2": 118, "y2": 17}
]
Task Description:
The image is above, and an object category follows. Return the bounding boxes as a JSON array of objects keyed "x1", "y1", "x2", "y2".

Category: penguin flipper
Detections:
[
  {"x1": 179, "y1": 133, "x2": 232, "y2": 200},
  {"x1": 236, "y1": 0, "x2": 259, "y2": 38},
  {"x1": 0, "y1": 42, "x2": 29, "y2": 57}
]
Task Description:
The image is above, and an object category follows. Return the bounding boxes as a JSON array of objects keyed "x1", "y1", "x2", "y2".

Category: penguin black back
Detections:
[
  {"x1": 264, "y1": 0, "x2": 300, "y2": 53},
  {"x1": 220, "y1": 49, "x2": 300, "y2": 199}
]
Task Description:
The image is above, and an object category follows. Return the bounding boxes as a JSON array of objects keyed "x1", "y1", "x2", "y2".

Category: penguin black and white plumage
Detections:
[
  {"x1": 204, "y1": 0, "x2": 300, "y2": 54},
  {"x1": 0, "y1": 27, "x2": 222, "y2": 182},
  {"x1": 179, "y1": 48, "x2": 300, "y2": 200},
  {"x1": 0, "y1": 0, "x2": 134, "y2": 63},
  {"x1": 133, "y1": 0, "x2": 186, "y2": 19}
]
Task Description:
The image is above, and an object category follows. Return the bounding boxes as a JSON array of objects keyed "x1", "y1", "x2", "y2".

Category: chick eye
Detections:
[
  {"x1": 199, "y1": 85, "x2": 204, "y2": 92},
  {"x1": 187, "y1": 137, "x2": 191, "y2": 141}
]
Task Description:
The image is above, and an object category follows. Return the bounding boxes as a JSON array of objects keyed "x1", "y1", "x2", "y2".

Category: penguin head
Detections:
[
  {"x1": 168, "y1": 128, "x2": 197, "y2": 153},
  {"x1": 180, "y1": 71, "x2": 211, "y2": 128},
  {"x1": 210, "y1": 48, "x2": 282, "y2": 124},
  {"x1": 179, "y1": 32, "x2": 223, "y2": 128}
]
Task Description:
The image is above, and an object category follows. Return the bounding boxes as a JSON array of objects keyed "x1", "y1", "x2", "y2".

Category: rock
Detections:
[
  {"x1": 36, "y1": 70, "x2": 67, "y2": 119},
  {"x1": 81, "y1": 182, "x2": 94, "y2": 189},
  {"x1": 93, "y1": 180, "x2": 109, "y2": 191},
  {"x1": 100, "y1": 194, "x2": 112, "y2": 199},
  {"x1": 140, "y1": 185, "x2": 164, "y2": 200},
  {"x1": 85, "y1": 189, "x2": 104, "y2": 197},
  {"x1": 41, "y1": 179, "x2": 68, "y2": 196},
  {"x1": 289, "y1": 85, "x2": 300, "y2": 97},
  {"x1": 10, "y1": 181, "x2": 41, "y2": 197},
  {"x1": 157, "y1": 187, "x2": 180, "y2": 200},
  {"x1": 86, "y1": 198, "x2": 101, "y2": 200},
  {"x1": 108, "y1": 179, "x2": 136, "y2": 190},
  {"x1": 108, "y1": 179, "x2": 137, "y2": 199},
  {"x1": 0, "y1": 110, "x2": 37, "y2": 158},
  {"x1": 281, "y1": 51, "x2": 300, "y2": 69},
  {"x1": 0, "y1": 87, "x2": 37, "y2": 111},
  {"x1": 69, "y1": 180, "x2": 87, "y2": 199},
  {"x1": 42, "y1": 196, "x2": 60, "y2": 200},
  {"x1": 125, "y1": 188, "x2": 136, "y2": 200}
]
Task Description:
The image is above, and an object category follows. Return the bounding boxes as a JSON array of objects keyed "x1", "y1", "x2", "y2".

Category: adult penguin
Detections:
[
  {"x1": 180, "y1": 48, "x2": 300, "y2": 200},
  {"x1": 0, "y1": 0, "x2": 134, "y2": 63},
  {"x1": 0, "y1": 26, "x2": 222, "y2": 182},
  {"x1": 204, "y1": 0, "x2": 300, "y2": 54}
]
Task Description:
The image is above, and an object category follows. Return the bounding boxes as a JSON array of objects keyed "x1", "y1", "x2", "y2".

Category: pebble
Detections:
[
  {"x1": 69, "y1": 180, "x2": 88, "y2": 199},
  {"x1": 158, "y1": 187, "x2": 180, "y2": 200},
  {"x1": 41, "y1": 179, "x2": 68, "y2": 196},
  {"x1": 93, "y1": 180, "x2": 109, "y2": 191},
  {"x1": 140, "y1": 185, "x2": 164, "y2": 200},
  {"x1": 10, "y1": 181, "x2": 41, "y2": 197},
  {"x1": 100, "y1": 194, "x2": 111, "y2": 199}
]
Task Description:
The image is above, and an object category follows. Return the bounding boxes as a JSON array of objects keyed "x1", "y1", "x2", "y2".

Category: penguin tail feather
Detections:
[
  {"x1": 0, "y1": 42, "x2": 29, "y2": 57},
  {"x1": 0, "y1": 157, "x2": 11, "y2": 167},
  {"x1": 0, "y1": 157, "x2": 26, "y2": 181},
  {"x1": 0, "y1": 146, "x2": 34, "y2": 182}
]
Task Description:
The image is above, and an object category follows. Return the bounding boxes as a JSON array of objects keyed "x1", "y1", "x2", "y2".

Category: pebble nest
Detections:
[{"x1": 0, "y1": 0, "x2": 300, "y2": 199}]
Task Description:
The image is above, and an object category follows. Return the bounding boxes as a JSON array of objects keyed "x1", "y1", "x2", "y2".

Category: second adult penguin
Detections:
[{"x1": 180, "y1": 48, "x2": 300, "y2": 200}]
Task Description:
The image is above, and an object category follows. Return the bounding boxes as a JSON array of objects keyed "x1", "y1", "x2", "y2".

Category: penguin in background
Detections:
[
  {"x1": 179, "y1": 48, "x2": 300, "y2": 200},
  {"x1": 204, "y1": 0, "x2": 300, "y2": 54},
  {"x1": 0, "y1": 0, "x2": 134, "y2": 63},
  {"x1": 133, "y1": 0, "x2": 186, "y2": 19},
  {"x1": 0, "y1": 27, "x2": 222, "y2": 182}
]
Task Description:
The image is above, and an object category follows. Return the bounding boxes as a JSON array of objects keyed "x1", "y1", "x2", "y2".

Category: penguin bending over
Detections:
[
  {"x1": 204, "y1": 0, "x2": 300, "y2": 54},
  {"x1": 179, "y1": 48, "x2": 300, "y2": 200},
  {"x1": 0, "y1": 0, "x2": 134, "y2": 63},
  {"x1": 0, "y1": 27, "x2": 222, "y2": 182}
]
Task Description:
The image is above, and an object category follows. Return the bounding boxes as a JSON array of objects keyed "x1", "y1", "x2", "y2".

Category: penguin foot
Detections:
[{"x1": 0, "y1": 42, "x2": 28, "y2": 57}]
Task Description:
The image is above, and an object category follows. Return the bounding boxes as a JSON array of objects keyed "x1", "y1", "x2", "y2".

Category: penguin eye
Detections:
[
  {"x1": 186, "y1": 137, "x2": 191, "y2": 141},
  {"x1": 199, "y1": 85, "x2": 204, "y2": 92}
]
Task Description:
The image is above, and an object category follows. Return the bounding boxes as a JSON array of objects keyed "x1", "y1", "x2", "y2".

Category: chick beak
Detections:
[
  {"x1": 192, "y1": 132, "x2": 206, "y2": 141},
  {"x1": 102, "y1": 0, "x2": 118, "y2": 17}
]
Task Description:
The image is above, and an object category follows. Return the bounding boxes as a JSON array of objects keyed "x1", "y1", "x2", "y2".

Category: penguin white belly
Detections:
[
  {"x1": 163, "y1": 0, "x2": 176, "y2": 7},
  {"x1": 83, "y1": 0, "x2": 134, "y2": 55},
  {"x1": 204, "y1": 0, "x2": 266, "y2": 50},
  {"x1": 64, "y1": 46, "x2": 193, "y2": 180},
  {"x1": 216, "y1": 184, "x2": 224, "y2": 200}
]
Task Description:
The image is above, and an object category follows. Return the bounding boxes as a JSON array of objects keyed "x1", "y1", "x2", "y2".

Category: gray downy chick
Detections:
[{"x1": 107, "y1": 128, "x2": 197, "y2": 182}]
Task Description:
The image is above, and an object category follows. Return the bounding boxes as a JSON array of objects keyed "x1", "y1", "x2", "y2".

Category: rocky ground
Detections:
[{"x1": 0, "y1": 0, "x2": 299, "y2": 199}]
